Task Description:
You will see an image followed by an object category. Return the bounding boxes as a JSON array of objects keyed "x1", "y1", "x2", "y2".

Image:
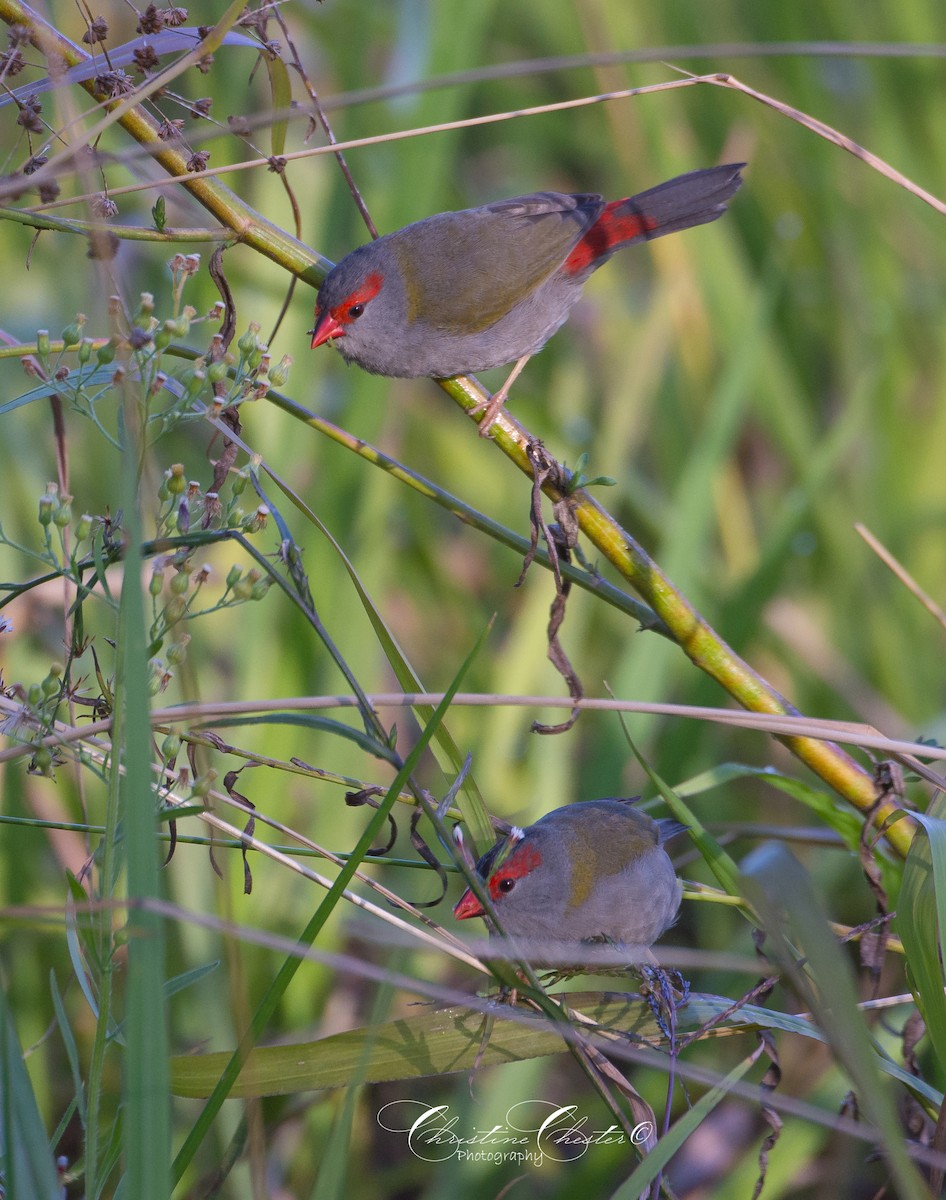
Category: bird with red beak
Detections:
[
  {"x1": 310, "y1": 163, "x2": 745, "y2": 431},
  {"x1": 453, "y1": 798, "x2": 687, "y2": 957}
]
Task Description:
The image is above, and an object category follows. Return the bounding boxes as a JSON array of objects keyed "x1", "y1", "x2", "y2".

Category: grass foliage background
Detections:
[{"x1": 2, "y1": 0, "x2": 946, "y2": 1197}]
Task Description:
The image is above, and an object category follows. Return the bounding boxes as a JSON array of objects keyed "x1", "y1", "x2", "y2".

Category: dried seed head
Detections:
[
  {"x1": 93, "y1": 70, "x2": 134, "y2": 99},
  {"x1": 127, "y1": 326, "x2": 152, "y2": 350},
  {"x1": 16, "y1": 98, "x2": 44, "y2": 134},
  {"x1": 137, "y1": 4, "x2": 164, "y2": 34},
  {"x1": 82, "y1": 16, "x2": 109, "y2": 45},
  {"x1": 0, "y1": 48, "x2": 26, "y2": 76},
  {"x1": 91, "y1": 195, "x2": 119, "y2": 218},
  {"x1": 133, "y1": 45, "x2": 160, "y2": 73}
]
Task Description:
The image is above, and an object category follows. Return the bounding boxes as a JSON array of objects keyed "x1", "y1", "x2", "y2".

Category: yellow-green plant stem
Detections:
[
  {"x1": 0, "y1": 205, "x2": 228, "y2": 242},
  {"x1": 440, "y1": 375, "x2": 912, "y2": 856}
]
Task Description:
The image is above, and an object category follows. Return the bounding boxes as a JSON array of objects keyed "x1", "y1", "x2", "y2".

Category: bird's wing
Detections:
[{"x1": 390, "y1": 193, "x2": 605, "y2": 335}]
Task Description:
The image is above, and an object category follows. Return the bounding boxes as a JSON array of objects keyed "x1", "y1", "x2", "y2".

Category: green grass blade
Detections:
[
  {"x1": 609, "y1": 1048, "x2": 760, "y2": 1200},
  {"x1": 622, "y1": 723, "x2": 747, "y2": 903},
  {"x1": 311, "y1": 974, "x2": 399, "y2": 1200},
  {"x1": 896, "y1": 792, "x2": 946, "y2": 1074},
  {"x1": 169, "y1": 994, "x2": 665, "y2": 1097},
  {"x1": 0, "y1": 983, "x2": 62, "y2": 1200},
  {"x1": 169, "y1": 988, "x2": 938, "y2": 1103},
  {"x1": 0, "y1": 365, "x2": 115, "y2": 416},
  {"x1": 49, "y1": 970, "x2": 87, "y2": 1129},
  {"x1": 742, "y1": 843, "x2": 928, "y2": 1199},
  {"x1": 117, "y1": 406, "x2": 169, "y2": 1198},
  {"x1": 259, "y1": 464, "x2": 495, "y2": 854}
]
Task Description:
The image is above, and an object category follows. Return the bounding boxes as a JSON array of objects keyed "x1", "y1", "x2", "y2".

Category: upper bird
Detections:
[
  {"x1": 310, "y1": 163, "x2": 745, "y2": 430},
  {"x1": 453, "y1": 798, "x2": 686, "y2": 958}
]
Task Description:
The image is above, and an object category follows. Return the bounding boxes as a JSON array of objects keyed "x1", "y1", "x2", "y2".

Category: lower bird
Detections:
[{"x1": 453, "y1": 798, "x2": 686, "y2": 963}]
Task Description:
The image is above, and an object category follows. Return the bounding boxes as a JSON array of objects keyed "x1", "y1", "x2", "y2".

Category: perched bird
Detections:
[
  {"x1": 310, "y1": 163, "x2": 744, "y2": 430},
  {"x1": 453, "y1": 798, "x2": 686, "y2": 956}
]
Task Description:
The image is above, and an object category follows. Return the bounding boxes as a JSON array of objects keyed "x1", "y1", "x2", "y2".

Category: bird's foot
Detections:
[
  {"x1": 474, "y1": 388, "x2": 511, "y2": 436},
  {"x1": 471, "y1": 353, "x2": 531, "y2": 436}
]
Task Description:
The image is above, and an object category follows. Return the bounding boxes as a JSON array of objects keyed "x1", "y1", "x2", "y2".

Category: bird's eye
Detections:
[
  {"x1": 498, "y1": 877, "x2": 516, "y2": 894},
  {"x1": 347, "y1": 303, "x2": 365, "y2": 320}
]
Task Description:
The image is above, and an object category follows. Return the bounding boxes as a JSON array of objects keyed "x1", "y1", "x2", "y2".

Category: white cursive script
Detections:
[{"x1": 377, "y1": 1099, "x2": 654, "y2": 1165}]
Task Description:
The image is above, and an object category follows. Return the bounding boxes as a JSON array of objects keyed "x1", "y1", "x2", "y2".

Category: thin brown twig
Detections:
[
  {"x1": 855, "y1": 522, "x2": 946, "y2": 635},
  {"x1": 1, "y1": 689, "x2": 944, "y2": 775},
  {"x1": 270, "y1": 6, "x2": 377, "y2": 241},
  {"x1": 696, "y1": 70, "x2": 946, "y2": 215},
  {"x1": 23, "y1": 69, "x2": 946, "y2": 224}
]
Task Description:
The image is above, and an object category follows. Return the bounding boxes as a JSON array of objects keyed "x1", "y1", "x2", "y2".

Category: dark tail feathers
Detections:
[
  {"x1": 564, "y1": 163, "x2": 744, "y2": 273},
  {"x1": 617, "y1": 162, "x2": 745, "y2": 242}
]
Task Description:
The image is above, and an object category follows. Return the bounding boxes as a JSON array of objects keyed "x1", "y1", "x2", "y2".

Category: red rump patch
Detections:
[
  {"x1": 563, "y1": 201, "x2": 658, "y2": 275},
  {"x1": 488, "y1": 841, "x2": 542, "y2": 900},
  {"x1": 332, "y1": 271, "x2": 383, "y2": 323}
]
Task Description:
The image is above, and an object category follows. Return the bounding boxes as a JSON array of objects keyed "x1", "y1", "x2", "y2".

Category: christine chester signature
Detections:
[{"x1": 377, "y1": 1100, "x2": 654, "y2": 1164}]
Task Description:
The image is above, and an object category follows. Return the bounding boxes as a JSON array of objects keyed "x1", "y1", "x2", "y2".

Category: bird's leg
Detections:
[{"x1": 473, "y1": 353, "x2": 531, "y2": 436}]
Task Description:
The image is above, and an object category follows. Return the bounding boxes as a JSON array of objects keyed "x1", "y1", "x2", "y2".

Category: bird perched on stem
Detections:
[
  {"x1": 310, "y1": 163, "x2": 744, "y2": 432},
  {"x1": 453, "y1": 798, "x2": 687, "y2": 964}
]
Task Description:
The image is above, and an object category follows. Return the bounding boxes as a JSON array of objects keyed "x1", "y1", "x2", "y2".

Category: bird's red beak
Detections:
[
  {"x1": 309, "y1": 307, "x2": 345, "y2": 349},
  {"x1": 453, "y1": 887, "x2": 484, "y2": 920}
]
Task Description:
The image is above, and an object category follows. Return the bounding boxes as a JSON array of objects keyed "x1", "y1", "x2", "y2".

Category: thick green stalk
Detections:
[{"x1": 439, "y1": 375, "x2": 909, "y2": 854}]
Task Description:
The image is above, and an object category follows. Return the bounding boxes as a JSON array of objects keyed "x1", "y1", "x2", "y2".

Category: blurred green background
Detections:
[{"x1": 1, "y1": 0, "x2": 945, "y2": 1195}]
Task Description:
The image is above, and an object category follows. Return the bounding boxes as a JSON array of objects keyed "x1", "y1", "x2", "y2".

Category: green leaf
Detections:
[
  {"x1": 169, "y1": 988, "x2": 939, "y2": 1104},
  {"x1": 117, "y1": 398, "x2": 169, "y2": 1198},
  {"x1": 50, "y1": 971, "x2": 87, "y2": 1129},
  {"x1": 151, "y1": 195, "x2": 166, "y2": 232},
  {"x1": 262, "y1": 53, "x2": 291, "y2": 159},
  {"x1": 209, "y1": 712, "x2": 398, "y2": 763},
  {"x1": 257, "y1": 469, "x2": 495, "y2": 854},
  {"x1": 171, "y1": 625, "x2": 488, "y2": 1183},
  {"x1": 896, "y1": 792, "x2": 946, "y2": 1074},
  {"x1": 170, "y1": 994, "x2": 667, "y2": 1097},
  {"x1": 611, "y1": 1047, "x2": 760, "y2": 1200},
  {"x1": 0, "y1": 984, "x2": 62, "y2": 1199},
  {"x1": 742, "y1": 843, "x2": 928, "y2": 1200}
]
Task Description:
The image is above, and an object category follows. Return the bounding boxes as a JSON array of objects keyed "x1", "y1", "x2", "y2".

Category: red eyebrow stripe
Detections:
[
  {"x1": 487, "y1": 841, "x2": 541, "y2": 900},
  {"x1": 563, "y1": 201, "x2": 658, "y2": 275},
  {"x1": 331, "y1": 271, "x2": 383, "y2": 319}
]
